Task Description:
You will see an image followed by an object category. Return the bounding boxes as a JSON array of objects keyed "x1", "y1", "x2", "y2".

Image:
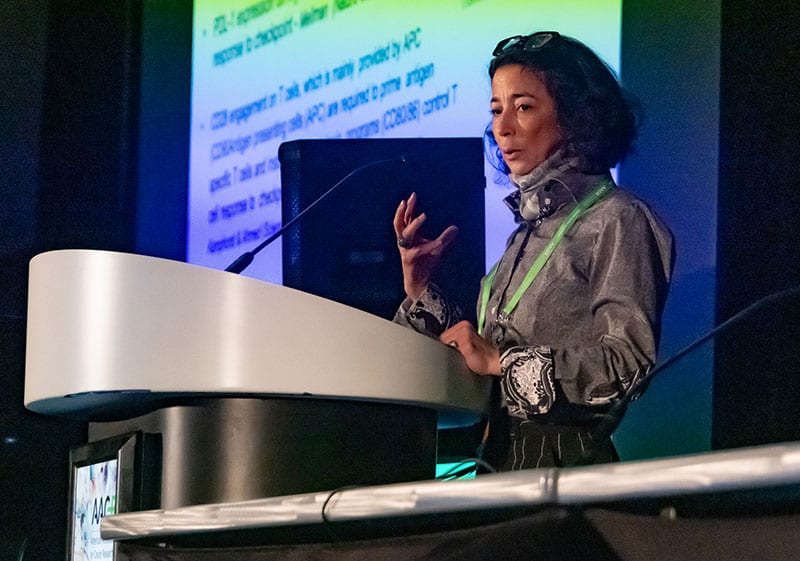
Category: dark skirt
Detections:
[{"x1": 482, "y1": 414, "x2": 618, "y2": 471}]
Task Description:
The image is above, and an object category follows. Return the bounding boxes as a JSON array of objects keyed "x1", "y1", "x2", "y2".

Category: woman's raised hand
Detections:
[{"x1": 393, "y1": 192, "x2": 458, "y2": 301}]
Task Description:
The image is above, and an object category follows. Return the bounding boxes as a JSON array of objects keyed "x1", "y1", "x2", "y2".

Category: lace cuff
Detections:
[
  {"x1": 500, "y1": 346, "x2": 556, "y2": 417},
  {"x1": 392, "y1": 283, "x2": 460, "y2": 338}
]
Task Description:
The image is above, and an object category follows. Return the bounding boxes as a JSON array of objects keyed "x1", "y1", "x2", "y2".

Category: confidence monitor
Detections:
[
  {"x1": 280, "y1": 138, "x2": 485, "y2": 321},
  {"x1": 67, "y1": 432, "x2": 160, "y2": 561}
]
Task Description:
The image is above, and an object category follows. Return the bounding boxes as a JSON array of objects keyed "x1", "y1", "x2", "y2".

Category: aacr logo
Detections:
[{"x1": 91, "y1": 496, "x2": 116, "y2": 524}]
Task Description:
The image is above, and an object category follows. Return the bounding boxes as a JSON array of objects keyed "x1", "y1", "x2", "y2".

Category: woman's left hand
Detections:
[
  {"x1": 440, "y1": 320, "x2": 502, "y2": 376},
  {"x1": 393, "y1": 192, "x2": 458, "y2": 301}
]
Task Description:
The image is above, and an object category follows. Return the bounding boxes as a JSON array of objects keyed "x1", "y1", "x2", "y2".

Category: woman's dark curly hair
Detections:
[{"x1": 487, "y1": 33, "x2": 638, "y2": 173}]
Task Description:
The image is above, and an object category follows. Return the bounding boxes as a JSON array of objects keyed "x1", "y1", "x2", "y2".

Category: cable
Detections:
[
  {"x1": 636, "y1": 285, "x2": 800, "y2": 398},
  {"x1": 225, "y1": 155, "x2": 406, "y2": 274},
  {"x1": 318, "y1": 456, "x2": 499, "y2": 540},
  {"x1": 436, "y1": 457, "x2": 497, "y2": 480},
  {"x1": 578, "y1": 285, "x2": 800, "y2": 465},
  {"x1": 320, "y1": 484, "x2": 361, "y2": 542}
]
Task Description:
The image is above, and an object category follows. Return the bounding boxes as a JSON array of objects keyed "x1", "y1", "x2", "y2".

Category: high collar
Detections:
[{"x1": 503, "y1": 150, "x2": 612, "y2": 223}]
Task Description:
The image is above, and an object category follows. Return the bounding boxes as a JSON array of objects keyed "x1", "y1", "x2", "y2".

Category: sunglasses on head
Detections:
[{"x1": 492, "y1": 31, "x2": 561, "y2": 57}]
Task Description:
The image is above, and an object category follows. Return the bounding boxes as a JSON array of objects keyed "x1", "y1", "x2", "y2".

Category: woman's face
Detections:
[{"x1": 490, "y1": 64, "x2": 561, "y2": 175}]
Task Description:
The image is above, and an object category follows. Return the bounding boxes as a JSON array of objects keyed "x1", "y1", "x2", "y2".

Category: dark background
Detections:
[{"x1": 1, "y1": 1, "x2": 798, "y2": 558}]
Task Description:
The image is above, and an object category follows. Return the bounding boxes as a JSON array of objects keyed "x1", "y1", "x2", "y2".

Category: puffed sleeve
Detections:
[
  {"x1": 501, "y1": 200, "x2": 673, "y2": 415},
  {"x1": 555, "y1": 201, "x2": 673, "y2": 405}
]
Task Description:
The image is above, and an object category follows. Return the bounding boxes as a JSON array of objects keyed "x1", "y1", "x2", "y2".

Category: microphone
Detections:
[
  {"x1": 577, "y1": 284, "x2": 800, "y2": 465},
  {"x1": 224, "y1": 155, "x2": 407, "y2": 274}
]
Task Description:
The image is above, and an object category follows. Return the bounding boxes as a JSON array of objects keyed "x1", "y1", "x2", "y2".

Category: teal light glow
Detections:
[{"x1": 436, "y1": 461, "x2": 477, "y2": 480}]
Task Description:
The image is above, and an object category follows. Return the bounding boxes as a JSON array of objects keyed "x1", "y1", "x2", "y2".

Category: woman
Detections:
[{"x1": 393, "y1": 31, "x2": 673, "y2": 470}]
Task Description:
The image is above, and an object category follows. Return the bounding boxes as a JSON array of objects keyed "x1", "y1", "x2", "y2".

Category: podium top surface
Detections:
[{"x1": 24, "y1": 250, "x2": 489, "y2": 420}]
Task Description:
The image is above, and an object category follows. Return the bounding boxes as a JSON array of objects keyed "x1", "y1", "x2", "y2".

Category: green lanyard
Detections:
[{"x1": 478, "y1": 180, "x2": 614, "y2": 336}]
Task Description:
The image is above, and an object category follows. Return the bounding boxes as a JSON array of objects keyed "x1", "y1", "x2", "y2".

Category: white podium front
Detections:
[{"x1": 25, "y1": 250, "x2": 489, "y2": 507}]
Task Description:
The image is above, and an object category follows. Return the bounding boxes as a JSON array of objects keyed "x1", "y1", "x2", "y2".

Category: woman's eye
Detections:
[{"x1": 517, "y1": 104, "x2": 531, "y2": 112}]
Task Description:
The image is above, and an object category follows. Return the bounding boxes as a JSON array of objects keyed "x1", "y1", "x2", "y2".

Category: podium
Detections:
[{"x1": 25, "y1": 250, "x2": 489, "y2": 508}]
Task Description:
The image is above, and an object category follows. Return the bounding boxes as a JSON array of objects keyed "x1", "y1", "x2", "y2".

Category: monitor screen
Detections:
[
  {"x1": 70, "y1": 459, "x2": 119, "y2": 561},
  {"x1": 279, "y1": 137, "x2": 485, "y2": 320},
  {"x1": 67, "y1": 432, "x2": 161, "y2": 561}
]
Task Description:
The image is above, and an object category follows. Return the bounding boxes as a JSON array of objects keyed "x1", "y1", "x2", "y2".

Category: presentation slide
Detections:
[{"x1": 188, "y1": 0, "x2": 621, "y2": 284}]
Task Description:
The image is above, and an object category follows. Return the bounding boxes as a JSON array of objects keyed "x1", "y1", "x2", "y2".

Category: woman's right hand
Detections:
[{"x1": 393, "y1": 192, "x2": 459, "y2": 301}]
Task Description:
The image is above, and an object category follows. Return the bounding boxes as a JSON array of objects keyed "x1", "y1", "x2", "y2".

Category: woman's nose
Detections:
[{"x1": 494, "y1": 111, "x2": 514, "y2": 137}]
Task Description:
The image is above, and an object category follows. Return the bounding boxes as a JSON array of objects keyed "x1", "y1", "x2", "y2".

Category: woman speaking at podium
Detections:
[{"x1": 393, "y1": 31, "x2": 673, "y2": 470}]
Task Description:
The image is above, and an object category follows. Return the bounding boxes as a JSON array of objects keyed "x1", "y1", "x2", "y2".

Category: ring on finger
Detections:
[{"x1": 397, "y1": 236, "x2": 413, "y2": 248}]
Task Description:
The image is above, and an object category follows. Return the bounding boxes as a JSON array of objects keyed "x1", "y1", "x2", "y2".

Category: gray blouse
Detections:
[{"x1": 394, "y1": 153, "x2": 674, "y2": 423}]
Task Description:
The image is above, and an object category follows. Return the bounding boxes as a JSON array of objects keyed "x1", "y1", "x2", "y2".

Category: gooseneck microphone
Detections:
[
  {"x1": 578, "y1": 284, "x2": 800, "y2": 465},
  {"x1": 224, "y1": 155, "x2": 407, "y2": 274}
]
